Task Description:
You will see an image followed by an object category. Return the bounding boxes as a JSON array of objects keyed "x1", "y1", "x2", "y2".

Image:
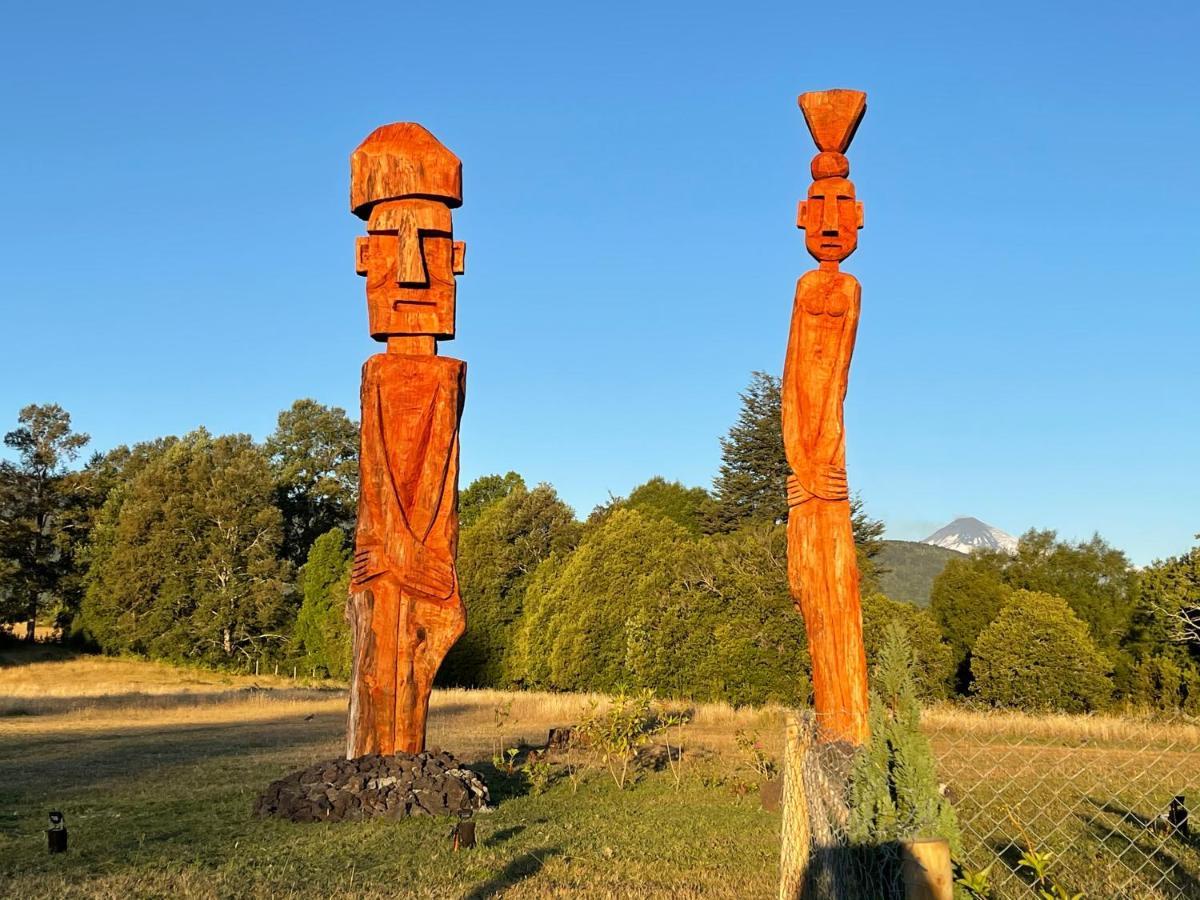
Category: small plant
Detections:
[
  {"x1": 522, "y1": 750, "x2": 553, "y2": 796},
  {"x1": 660, "y1": 708, "x2": 690, "y2": 791},
  {"x1": 577, "y1": 688, "x2": 663, "y2": 789},
  {"x1": 491, "y1": 700, "x2": 515, "y2": 770},
  {"x1": 1008, "y1": 811, "x2": 1085, "y2": 900},
  {"x1": 492, "y1": 746, "x2": 520, "y2": 775},
  {"x1": 956, "y1": 863, "x2": 993, "y2": 898},
  {"x1": 733, "y1": 729, "x2": 777, "y2": 784}
]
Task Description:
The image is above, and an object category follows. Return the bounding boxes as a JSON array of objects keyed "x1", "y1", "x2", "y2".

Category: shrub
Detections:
[
  {"x1": 849, "y1": 623, "x2": 960, "y2": 852},
  {"x1": 970, "y1": 590, "x2": 1112, "y2": 712},
  {"x1": 293, "y1": 527, "x2": 352, "y2": 679}
]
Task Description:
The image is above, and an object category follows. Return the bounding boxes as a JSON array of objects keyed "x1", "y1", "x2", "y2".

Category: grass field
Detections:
[{"x1": 3, "y1": 644, "x2": 1200, "y2": 898}]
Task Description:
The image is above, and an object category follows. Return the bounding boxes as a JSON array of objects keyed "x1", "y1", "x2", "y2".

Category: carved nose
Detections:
[
  {"x1": 396, "y1": 233, "x2": 428, "y2": 286},
  {"x1": 821, "y1": 200, "x2": 840, "y2": 236}
]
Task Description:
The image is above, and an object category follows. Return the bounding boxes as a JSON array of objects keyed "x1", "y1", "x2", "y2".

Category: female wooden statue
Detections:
[{"x1": 783, "y1": 90, "x2": 870, "y2": 745}]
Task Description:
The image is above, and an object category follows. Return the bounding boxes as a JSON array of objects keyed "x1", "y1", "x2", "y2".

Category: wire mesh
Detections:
[{"x1": 780, "y1": 708, "x2": 1200, "y2": 899}]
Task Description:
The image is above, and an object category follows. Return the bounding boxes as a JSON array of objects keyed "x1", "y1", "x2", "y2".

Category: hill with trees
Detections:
[{"x1": 876, "y1": 540, "x2": 964, "y2": 607}]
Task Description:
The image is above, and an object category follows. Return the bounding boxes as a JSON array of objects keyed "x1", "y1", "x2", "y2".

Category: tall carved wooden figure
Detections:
[
  {"x1": 346, "y1": 123, "x2": 468, "y2": 757},
  {"x1": 783, "y1": 90, "x2": 871, "y2": 745}
]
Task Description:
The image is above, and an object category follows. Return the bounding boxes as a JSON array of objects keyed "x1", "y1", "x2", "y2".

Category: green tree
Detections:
[
  {"x1": 849, "y1": 624, "x2": 960, "y2": 870},
  {"x1": 709, "y1": 372, "x2": 790, "y2": 531},
  {"x1": 458, "y1": 471, "x2": 525, "y2": 529},
  {"x1": 1002, "y1": 529, "x2": 1136, "y2": 650},
  {"x1": 625, "y1": 477, "x2": 715, "y2": 536},
  {"x1": 971, "y1": 590, "x2": 1113, "y2": 712},
  {"x1": 293, "y1": 527, "x2": 352, "y2": 678},
  {"x1": 1127, "y1": 539, "x2": 1200, "y2": 664},
  {"x1": 0, "y1": 404, "x2": 90, "y2": 640},
  {"x1": 81, "y1": 430, "x2": 293, "y2": 665},
  {"x1": 265, "y1": 399, "x2": 358, "y2": 565},
  {"x1": 861, "y1": 592, "x2": 954, "y2": 699},
  {"x1": 627, "y1": 524, "x2": 810, "y2": 705},
  {"x1": 441, "y1": 482, "x2": 579, "y2": 687},
  {"x1": 929, "y1": 554, "x2": 1010, "y2": 686},
  {"x1": 511, "y1": 507, "x2": 691, "y2": 692}
]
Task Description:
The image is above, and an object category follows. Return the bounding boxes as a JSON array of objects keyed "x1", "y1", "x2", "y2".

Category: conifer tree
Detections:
[
  {"x1": 293, "y1": 527, "x2": 352, "y2": 678},
  {"x1": 849, "y1": 623, "x2": 960, "y2": 856}
]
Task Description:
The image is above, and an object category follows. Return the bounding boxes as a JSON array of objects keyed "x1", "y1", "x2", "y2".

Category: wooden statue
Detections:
[
  {"x1": 346, "y1": 123, "x2": 468, "y2": 757},
  {"x1": 783, "y1": 90, "x2": 870, "y2": 745}
]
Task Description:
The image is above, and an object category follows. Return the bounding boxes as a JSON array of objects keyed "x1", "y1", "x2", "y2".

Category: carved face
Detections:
[
  {"x1": 798, "y1": 177, "x2": 864, "y2": 262},
  {"x1": 355, "y1": 199, "x2": 466, "y2": 340}
]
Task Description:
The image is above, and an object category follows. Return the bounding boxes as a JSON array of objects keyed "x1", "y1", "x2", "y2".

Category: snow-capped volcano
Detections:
[{"x1": 922, "y1": 517, "x2": 1018, "y2": 555}]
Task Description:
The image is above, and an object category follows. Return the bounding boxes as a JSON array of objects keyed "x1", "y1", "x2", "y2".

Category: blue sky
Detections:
[{"x1": 1, "y1": 1, "x2": 1197, "y2": 564}]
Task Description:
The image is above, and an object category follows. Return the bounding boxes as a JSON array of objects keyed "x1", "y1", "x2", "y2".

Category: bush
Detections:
[
  {"x1": 970, "y1": 590, "x2": 1113, "y2": 712},
  {"x1": 293, "y1": 527, "x2": 352, "y2": 679},
  {"x1": 860, "y1": 593, "x2": 954, "y2": 700},
  {"x1": 849, "y1": 623, "x2": 960, "y2": 852}
]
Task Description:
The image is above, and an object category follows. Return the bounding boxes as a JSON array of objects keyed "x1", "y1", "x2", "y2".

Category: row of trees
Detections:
[{"x1": 2, "y1": 374, "x2": 1197, "y2": 714}]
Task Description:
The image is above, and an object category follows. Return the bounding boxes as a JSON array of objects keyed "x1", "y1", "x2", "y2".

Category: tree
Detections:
[
  {"x1": 971, "y1": 590, "x2": 1113, "y2": 712},
  {"x1": 1002, "y1": 529, "x2": 1136, "y2": 650},
  {"x1": 709, "y1": 372, "x2": 790, "y2": 531},
  {"x1": 1127, "y1": 539, "x2": 1200, "y2": 663},
  {"x1": 81, "y1": 430, "x2": 293, "y2": 665},
  {"x1": 441, "y1": 482, "x2": 579, "y2": 687},
  {"x1": 511, "y1": 507, "x2": 692, "y2": 692},
  {"x1": 625, "y1": 477, "x2": 715, "y2": 536},
  {"x1": 265, "y1": 399, "x2": 358, "y2": 565},
  {"x1": 628, "y1": 524, "x2": 811, "y2": 705},
  {"x1": 293, "y1": 527, "x2": 352, "y2": 678},
  {"x1": 0, "y1": 404, "x2": 90, "y2": 640},
  {"x1": 458, "y1": 471, "x2": 525, "y2": 529},
  {"x1": 929, "y1": 554, "x2": 1010, "y2": 685},
  {"x1": 861, "y1": 593, "x2": 954, "y2": 699},
  {"x1": 849, "y1": 624, "x2": 960, "y2": 867}
]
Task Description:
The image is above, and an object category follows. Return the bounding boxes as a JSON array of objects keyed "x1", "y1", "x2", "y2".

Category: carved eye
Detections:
[{"x1": 416, "y1": 626, "x2": 427, "y2": 644}]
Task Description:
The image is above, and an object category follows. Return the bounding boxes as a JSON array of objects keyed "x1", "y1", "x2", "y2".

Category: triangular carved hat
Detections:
[{"x1": 798, "y1": 90, "x2": 867, "y2": 153}]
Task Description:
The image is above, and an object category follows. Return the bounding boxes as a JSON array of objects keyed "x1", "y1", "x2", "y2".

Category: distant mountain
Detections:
[
  {"x1": 876, "y1": 540, "x2": 965, "y2": 608},
  {"x1": 922, "y1": 517, "x2": 1018, "y2": 555}
]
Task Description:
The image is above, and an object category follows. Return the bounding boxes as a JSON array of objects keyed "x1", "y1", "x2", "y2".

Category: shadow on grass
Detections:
[
  {"x1": 484, "y1": 824, "x2": 526, "y2": 847},
  {"x1": 1082, "y1": 798, "x2": 1200, "y2": 896},
  {"x1": 462, "y1": 846, "x2": 563, "y2": 900},
  {"x1": 0, "y1": 709, "x2": 349, "y2": 788}
]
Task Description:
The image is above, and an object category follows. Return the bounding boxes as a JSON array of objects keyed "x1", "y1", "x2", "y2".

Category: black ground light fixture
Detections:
[
  {"x1": 47, "y1": 810, "x2": 67, "y2": 853},
  {"x1": 449, "y1": 810, "x2": 476, "y2": 850}
]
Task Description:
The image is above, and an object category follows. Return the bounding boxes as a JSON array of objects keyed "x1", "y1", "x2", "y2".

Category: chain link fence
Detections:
[
  {"x1": 925, "y1": 708, "x2": 1200, "y2": 898},
  {"x1": 780, "y1": 708, "x2": 1200, "y2": 898}
]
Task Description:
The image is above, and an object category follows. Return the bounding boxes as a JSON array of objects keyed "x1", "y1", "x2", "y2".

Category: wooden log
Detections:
[
  {"x1": 900, "y1": 838, "x2": 953, "y2": 900},
  {"x1": 778, "y1": 713, "x2": 811, "y2": 900}
]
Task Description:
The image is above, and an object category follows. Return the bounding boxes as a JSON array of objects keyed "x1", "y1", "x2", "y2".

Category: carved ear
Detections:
[
  {"x1": 355, "y1": 236, "x2": 370, "y2": 276},
  {"x1": 796, "y1": 200, "x2": 807, "y2": 231},
  {"x1": 856, "y1": 202, "x2": 864, "y2": 229},
  {"x1": 452, "y1": 241, "x2": 466, "y2": 275}
]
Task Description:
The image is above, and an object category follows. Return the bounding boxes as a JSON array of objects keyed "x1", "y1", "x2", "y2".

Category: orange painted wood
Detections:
[
  {"x1": 783, "y1": 90, "x2": 870, "y2": 745},
  {"x1": 346, "y1": 124, "x2": 468, "y2": 757}
]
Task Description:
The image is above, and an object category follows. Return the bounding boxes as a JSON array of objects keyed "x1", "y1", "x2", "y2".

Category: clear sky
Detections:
[{"x1": 1, "y1": 1, "x2": 1197, "y2": 564}]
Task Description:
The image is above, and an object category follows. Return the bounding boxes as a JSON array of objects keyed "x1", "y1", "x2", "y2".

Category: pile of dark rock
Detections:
[{"x1": 254, "y1": 750, "x2": 490, "y2": 823}]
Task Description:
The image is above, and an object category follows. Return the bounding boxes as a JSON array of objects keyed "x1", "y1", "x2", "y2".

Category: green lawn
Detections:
[{"x1": 0, "y1": 647, "x2": 780, "y2": 898}]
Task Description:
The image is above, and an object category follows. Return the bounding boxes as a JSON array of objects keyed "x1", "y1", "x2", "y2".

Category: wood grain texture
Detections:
[
  {"x1": 784, "y1": 90, "x2": 871, "y2": 746},
  {"x1": 346, "y1": 124, "x2": 468, "y2": 757}
]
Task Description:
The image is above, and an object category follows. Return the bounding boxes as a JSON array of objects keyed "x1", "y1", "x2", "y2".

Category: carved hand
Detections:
[
  {"x1": 788, "y1": 466, "x2": 849, "y2": 506},
  {"x1": 351, "y1": 544, "x2": 387, "y2": 586},
  {"x1": 399, "y1": 540, "x2": 456, "y2": 601}
]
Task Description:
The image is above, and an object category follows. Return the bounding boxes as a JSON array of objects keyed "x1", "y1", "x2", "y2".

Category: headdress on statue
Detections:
[{"x1": 350, "y1": 123, "x2": 463, "y2": 219}]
